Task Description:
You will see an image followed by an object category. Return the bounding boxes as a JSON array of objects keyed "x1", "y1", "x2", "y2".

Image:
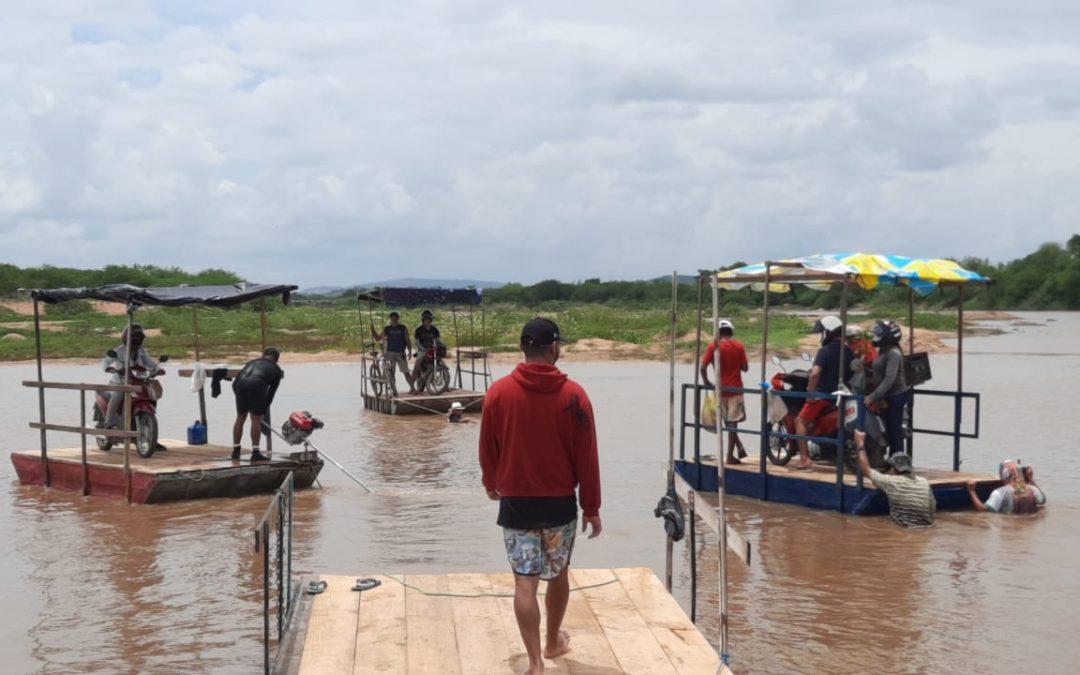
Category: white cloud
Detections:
[{"x1": 0, "y1": 1, "x2": 1078, "y2": 287}]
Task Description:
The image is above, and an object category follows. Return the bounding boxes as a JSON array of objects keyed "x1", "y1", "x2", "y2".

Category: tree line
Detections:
[
  {"x1": 2, "y1": 235, "x2": 1078, "y2": 310},
  {"x1": 0, "y1": 264, "x2": 241, "y2": 296}
]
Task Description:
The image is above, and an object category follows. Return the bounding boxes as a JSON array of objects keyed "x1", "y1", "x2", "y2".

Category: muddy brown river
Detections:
[{"x1": 1, "y1": 312, "x2": 1077, "y2": 674}]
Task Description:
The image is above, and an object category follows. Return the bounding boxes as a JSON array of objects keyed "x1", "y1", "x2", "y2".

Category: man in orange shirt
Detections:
[{"x1": 700, "y1": 319, "x2": 750, "y2": 464}]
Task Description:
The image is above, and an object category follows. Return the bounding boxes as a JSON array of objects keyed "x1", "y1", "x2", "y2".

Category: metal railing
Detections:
[
  {"x1": 22, "y1": 379, "x2": 140, "y2": 498},
  {"x1": 253, "y1": 471, "x2": 296, "y2": 675},
  {"x1": 679, "y1": 380, "x2": 983, "y2": 501}
]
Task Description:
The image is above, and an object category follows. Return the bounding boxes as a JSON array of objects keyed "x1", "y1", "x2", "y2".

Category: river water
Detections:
[{"x1": 1, "y1": 313, "x2": 1077, "y2": 674}]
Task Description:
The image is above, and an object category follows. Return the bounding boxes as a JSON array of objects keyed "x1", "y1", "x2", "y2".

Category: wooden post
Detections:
[
  {"x1": 33, "y1": 299, "x2": 50, "y2": 487},
  {"x1": 260, "y1": 298, "x2": 272, "y2": 454},
  {"x1": 665, "y1": 271, "x2": 678, "y2": 592},
  {"x1": 80, "y1": 391, "x2": 88, "y2": 495},
  {"x1": 193, "y1": 307, "x2": 207, "y2": 426}
]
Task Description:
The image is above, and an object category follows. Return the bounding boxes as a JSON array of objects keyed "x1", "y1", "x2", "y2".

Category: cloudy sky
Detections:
[{"x1": 2, "y1": 1, "x2": 1079, "y2": 287}]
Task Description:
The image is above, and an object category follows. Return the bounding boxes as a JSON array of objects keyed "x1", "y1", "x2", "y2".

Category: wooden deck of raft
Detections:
[
  {"x1": 282, "y1": 567, "x2": 727, "y2": 675},
  {"x1": 699, "y1": 453, "x2": 997, "y2": 487}
]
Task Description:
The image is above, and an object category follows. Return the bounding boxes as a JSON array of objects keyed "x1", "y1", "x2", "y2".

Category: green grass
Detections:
[{"x1": 0, "y1": 301, "x2": 960, "y2": 362}]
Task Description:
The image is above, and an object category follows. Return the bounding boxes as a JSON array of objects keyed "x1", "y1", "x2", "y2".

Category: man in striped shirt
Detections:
[{"x1": 854, "y1": 430, "x2": 936, "y2": 527}]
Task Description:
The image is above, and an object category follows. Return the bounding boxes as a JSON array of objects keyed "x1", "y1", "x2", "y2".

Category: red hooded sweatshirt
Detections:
[{"x1": 479, "y1": 362, "x2": 601, "y2": 517}]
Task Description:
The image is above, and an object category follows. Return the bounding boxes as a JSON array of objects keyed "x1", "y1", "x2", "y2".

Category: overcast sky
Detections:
[{"x1": 2, "y1": 1, "x2": 1079, "y2": 288}]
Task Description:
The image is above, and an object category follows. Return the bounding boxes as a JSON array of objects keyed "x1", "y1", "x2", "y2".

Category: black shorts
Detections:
[{"x1": 233, "y1": 379, "x2": 270, "y2": 415}]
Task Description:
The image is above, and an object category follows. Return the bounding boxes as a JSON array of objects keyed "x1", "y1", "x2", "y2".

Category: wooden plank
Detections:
[
  {"x1": 355, "y1": 574, "x2": 407, "y2": 674},
  {"x1": 570, "y1": 568, "x2": 680, "y2": 675},
  {"x1": 403, "y1": 574, "x2": 461, "y2": 675},
  {"x1": 445, "y1": 573, "x2": 517, "y2": 674},
  {"x1": 557, "y1": 570, "x2": 624, "y2": 673},
  {"x1": 671, "y1": 472, "x2": 752, "y2": 566},
  {"x1": 702, "y1": 455, "x2": 998, "y2": 487},
  {"x1": 614, "y1": 568, "x2": 722, "y2": 675},
  {"x1": 298, "y1": 575, "x2": 360, "y2": 675}
]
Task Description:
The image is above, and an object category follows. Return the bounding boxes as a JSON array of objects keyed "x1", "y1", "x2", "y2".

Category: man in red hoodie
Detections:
[{"x1": 479, "y1": 317, "x2": 602, "y2": 675}]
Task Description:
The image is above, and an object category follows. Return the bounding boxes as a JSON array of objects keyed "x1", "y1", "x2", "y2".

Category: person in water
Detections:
[
  {"x1": 479, "y1": 317, "x2": 602, "y2": 675},
  {"x1": 967, "y1": 460, "x2": 1046, "y2": 514},
  {"x1": 854, "y1": 430, "x2": 935, "y2": 527}
]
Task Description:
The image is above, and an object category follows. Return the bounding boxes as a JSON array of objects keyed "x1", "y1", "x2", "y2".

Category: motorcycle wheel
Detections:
[
  {"x1": 426, "y1": 363, "x2": 451, "y2": 395},
  {"x1": 92, "y1": 406, "x2": 113, "y2": 452},
  {"x1": 368, "y1": 362, "x2": 384, "y2": 397},
  {"x1": 135, "y1": 412, "x2": 158, "y2": 458},
  {"x1": 766, "y1": 421, "x2": 795, "y2": 466}
]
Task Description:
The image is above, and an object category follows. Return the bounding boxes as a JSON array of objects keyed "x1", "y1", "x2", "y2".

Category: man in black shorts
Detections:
[{"x1": 231, "y1": 347, "x2": 284, "y2": 461}]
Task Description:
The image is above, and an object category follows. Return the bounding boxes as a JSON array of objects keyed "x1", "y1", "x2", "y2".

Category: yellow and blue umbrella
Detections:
[{"x1": 716, "y1": 253, "x2": 990, "y2": 296}]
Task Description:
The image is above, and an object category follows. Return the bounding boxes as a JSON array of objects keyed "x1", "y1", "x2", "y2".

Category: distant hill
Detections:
[{"x1": 299, "y1": 278, "x2": 506, "y2": 296}]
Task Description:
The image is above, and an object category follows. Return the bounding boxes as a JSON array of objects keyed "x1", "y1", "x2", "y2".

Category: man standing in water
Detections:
[
  {"x1": 854, "y1": 430, "x2": 935, "y2": 527},
  {"x1": 479, "y1": 318, "x2": 602, "y2": 675},
  {"x1": 967, "y1": 460, "x2": 1046, "y2": 514},
  {"x1": 231, "y1": 347, "x2": 284, "y2": 462}
]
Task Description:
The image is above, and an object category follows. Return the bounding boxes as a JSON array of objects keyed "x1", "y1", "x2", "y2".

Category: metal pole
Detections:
[
  {"x1": 80, "y1": 391, "x2": 88, "y2": 495},
  {"x1": 907, "y1": 287, "x2": 915, "y2": 457},
  {"x1": 123, "y1": 308, "x2": 134, "y2": 503},
  {"x1": 712, "y1": 275, "x2": 730, "y2": 661},
  {"x1": 688, "y1": 489, "x2": 697, "y2": 624},
  {"x1": 277, "y1": 494, "x2": 285, "y2": 639},
  {"x1": 193, "y1": 307, "x2": 207, "y2": 427},
  {"x1": 954, "y1": 285, "x2": 965, "y2": 471},
  {"x1": 835, "y1": 276, "x2": 851, "y2": 511},
  {"x1": 262, "y1": 521, "x2": 271, "y2": 675},
  {"x1": 759, "y1": 265, "x2": 772, "y2": 499},
  {"x1": 32, "y1": 299, "x2": 50, "y2": 487},
  {"x1": 692, "y1": 274, "x2": 705, "y2": 486},
  {"x1": 665, "y1": 271, "x2": 678, "y2": 592}
]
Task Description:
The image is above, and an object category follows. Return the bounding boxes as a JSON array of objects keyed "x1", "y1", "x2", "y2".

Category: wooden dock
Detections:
[
  {"x1": 10, "y1": 439, "x2": 323, "y2": 503},
  {"x1": 277, "y1": 567, "x2": 728, "y2": 675},
  {"x1": 362, "y1": 389, "x2": 485, "y2": 415},
  {"x1": 676, "y1": 454, "x2": 1001, "y2": 514}
]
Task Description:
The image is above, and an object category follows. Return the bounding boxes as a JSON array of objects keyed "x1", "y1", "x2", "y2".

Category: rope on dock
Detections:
[{"x1": 380, "y1": 570, "x2": 619, "y2": 598}]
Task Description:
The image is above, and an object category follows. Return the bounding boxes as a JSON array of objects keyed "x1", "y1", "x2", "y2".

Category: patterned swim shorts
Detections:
[{"x1": 502, "y1": 520, "x2": 577, "y2": 581}]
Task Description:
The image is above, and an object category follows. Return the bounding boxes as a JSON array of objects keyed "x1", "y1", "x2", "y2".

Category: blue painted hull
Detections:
[{"x1": 674, "y1": 459, "x2": 990, "y2": 515}]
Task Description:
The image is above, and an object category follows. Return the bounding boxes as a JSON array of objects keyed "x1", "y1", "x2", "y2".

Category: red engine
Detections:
[{"x1": 281, "y1": 410, "x2": 324, "y2": 445}]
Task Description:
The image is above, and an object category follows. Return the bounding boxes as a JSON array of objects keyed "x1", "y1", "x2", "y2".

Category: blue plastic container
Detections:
[{"x1": 187, "y1": 420, "x2": 207, "y2": 445}]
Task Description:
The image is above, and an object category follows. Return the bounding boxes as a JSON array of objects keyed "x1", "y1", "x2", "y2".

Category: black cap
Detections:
[{"x1": 521, "y1": 317, "x2": 561, "y2": 346}]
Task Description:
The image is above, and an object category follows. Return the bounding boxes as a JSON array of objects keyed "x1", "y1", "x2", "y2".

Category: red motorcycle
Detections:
[
  {"x1": 767, "y1": 354, "x2": 886, "y2": 468},
  {"x1": 93, "y1": 350, "x2": 169, "y2": 458}
]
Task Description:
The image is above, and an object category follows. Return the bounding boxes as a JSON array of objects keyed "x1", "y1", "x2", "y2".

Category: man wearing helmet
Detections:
[
  {"x1": 792, "y1": 316, "x2": 855, "y2": 470},
  {"x1": 101, "y1": 323, "x2": 158, "y2": 430},
  {"x1": 411, "y1": 309, "x2": 442, "y2": 385},
  {"x1": 700, "y1": 319, "x2": 750, "y2": 464},
  {"x1": 864, "y1": 320, "x2": 911, "y2": 458}
]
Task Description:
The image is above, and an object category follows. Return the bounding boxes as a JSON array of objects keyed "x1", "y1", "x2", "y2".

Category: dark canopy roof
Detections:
[
  {"x1": 30, "y1": 283, "x2": 298, "y2": 308},
  {"x1": 356, "y1": 287, "x2": 483, "y2": 307}
]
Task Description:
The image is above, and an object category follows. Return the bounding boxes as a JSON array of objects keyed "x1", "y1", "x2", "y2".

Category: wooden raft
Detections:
[
  {"x1": 701, "y1": 454, "x2": 998, "y2": 487},
  {"x1": 362, "y1": 389, "x2": 486, "y2": 415},
  {"x1": 281, "y1": 567, "x2": 728, "y2": 675}
]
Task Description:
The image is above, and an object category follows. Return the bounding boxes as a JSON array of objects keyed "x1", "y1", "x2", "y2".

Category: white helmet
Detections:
[
  {"x1": 845, "y1": 324, "x2": 863, "y2": 338},
  {"x1": 717, "y1": 318, "x2": 734, "y2": 333},
  {"x1": 814, "y1": 315, "x2": 843, "y2": 343}
]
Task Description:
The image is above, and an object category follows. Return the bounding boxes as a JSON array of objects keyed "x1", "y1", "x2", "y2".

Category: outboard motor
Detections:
[{"x1": 281, "y1": 410, "x2": 324, "y2": 446}]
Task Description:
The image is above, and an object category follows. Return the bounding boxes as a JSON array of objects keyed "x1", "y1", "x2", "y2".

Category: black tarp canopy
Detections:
[
  {"x1": 356, "y1": 287, "x2": 483, "y2": 307},
  {"x1": 30, "y1": 283, "x2": 298, "y2": 308}
]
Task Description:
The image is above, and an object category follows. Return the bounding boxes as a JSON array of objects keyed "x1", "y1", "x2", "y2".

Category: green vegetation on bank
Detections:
[{"x1": 0, "y1": 235, "x2": 1074, "y2": 361}]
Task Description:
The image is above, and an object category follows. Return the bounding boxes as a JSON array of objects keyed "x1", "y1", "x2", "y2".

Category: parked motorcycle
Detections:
[
  {"x1": 766, "y1": 354, "x2": 887, "y2": 469},
  {"x1": 413, "y1": 340, "x2": 451, "y2": 394},
  {"x1": 93, "y1": 349, "x2": 169, "y2": 458}
]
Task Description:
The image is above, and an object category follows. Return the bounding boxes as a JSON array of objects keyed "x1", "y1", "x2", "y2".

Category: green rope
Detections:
[{"x1": 379, "y1": 570, "x2": 619, "y2": 598}]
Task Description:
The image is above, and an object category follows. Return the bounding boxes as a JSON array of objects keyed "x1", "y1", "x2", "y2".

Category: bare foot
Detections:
[
  {"x1": 543, "y1": 629, "x2": 572, "y2": 659},
  {"x1": 791, "y1": 462, "x2": 814, "y2": 471}
]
